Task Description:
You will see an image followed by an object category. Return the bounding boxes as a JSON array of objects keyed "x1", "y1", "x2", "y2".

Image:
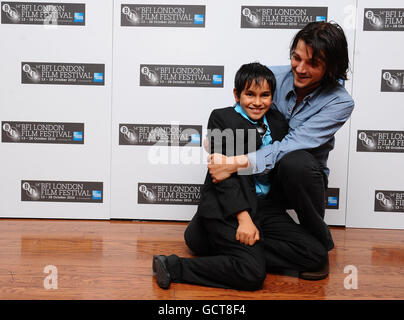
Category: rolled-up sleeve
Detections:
[{"x1": 248, "y1": 97, "x2": 354, "y2": 174}]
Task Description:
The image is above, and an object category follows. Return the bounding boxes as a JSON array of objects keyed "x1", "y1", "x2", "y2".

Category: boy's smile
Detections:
[{"x1": 233, "y1": 80, "x2": 272, "y2": 121}]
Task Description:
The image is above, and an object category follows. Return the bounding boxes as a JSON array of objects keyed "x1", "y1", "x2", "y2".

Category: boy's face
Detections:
[{"x1": 233, "y1": 80, "x2": 272, "y2": 121}]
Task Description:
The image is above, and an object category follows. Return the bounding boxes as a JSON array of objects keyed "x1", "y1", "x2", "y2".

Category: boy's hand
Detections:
[
  {"x1": 208, "y1": 154, "x2": 249, "y2": 183},
  {"x1": 236, "y1": 211, "x2": 260, "y2": 246}
]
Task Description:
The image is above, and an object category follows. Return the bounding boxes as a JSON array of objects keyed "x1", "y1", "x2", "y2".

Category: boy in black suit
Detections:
[{"x1": 153, "y1": 63, "x2": 324, "y2": 290}]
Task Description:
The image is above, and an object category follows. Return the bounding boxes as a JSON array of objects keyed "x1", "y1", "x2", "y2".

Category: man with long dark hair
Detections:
[{"x1": 208, "y1": 21, "x2": 354, "y2": 280}]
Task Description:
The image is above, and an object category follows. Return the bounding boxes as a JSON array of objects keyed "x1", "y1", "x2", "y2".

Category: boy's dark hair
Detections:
[
  {"x1": 290, "y1": 21, "x2": 349, "y2": 87},
  {"x1": 234, "y1": 62, "x2": 276, "y2": 98}
]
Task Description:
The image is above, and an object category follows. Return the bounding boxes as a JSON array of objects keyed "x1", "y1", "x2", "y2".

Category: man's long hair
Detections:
[{"x1": 290, "y1": 21, "x2": 349, "y2": 87}]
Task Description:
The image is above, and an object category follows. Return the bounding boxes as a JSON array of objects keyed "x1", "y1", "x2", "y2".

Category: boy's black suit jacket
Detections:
[{"x1": 196, "y1": 106, "x2": 289, "y2": 225}]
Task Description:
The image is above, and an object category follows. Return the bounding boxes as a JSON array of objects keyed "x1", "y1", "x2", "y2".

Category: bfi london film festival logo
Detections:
[
  {"x1": 1, "y1": 2, "x2": 85, "y2": 25},
  {"x1": 375, "y1": 190, "x2": 404, "y2": 213},
  {"x1": 241, "y1": 6, "x2": 327, "y2": 29},
  {"x1": 381, "y1": 70, "x2": 404, "y2": 92},
  {"x1": 121, "y1": 4, "x2": 205, "y2": 27},
  {"x1": 21, "y1": 62, "x2": 104, "y2": 85},
  {"x1": 357, "y1": 130, "x2": 404, "y2": 153},
  {"x1": 2, "y1": 121, "x2": 84, "y2": 144},
  {"x1": 138, "y1": 183, "x2": 202, "y2": 205},
  {"x1": 119, "y1": 123, "x2": 201, "y2": 147},
  {"x1": 364, "y1": 8, "x2": 404, "y2": 31},
  {"x1": 21, "y1": 180, "x2": 103, "y2": 203},
  {"x1": 140, "y1": 64, "x2": 223, "y2": 88}
]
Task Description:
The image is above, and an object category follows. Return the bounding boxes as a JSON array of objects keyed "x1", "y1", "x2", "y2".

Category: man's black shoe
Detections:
[
  {"x1": 153, "y1": 255, "x2": 171, "y2": 289},
  {"x1": 299, "y1": 256, "x2": 329, "y2": 281}
]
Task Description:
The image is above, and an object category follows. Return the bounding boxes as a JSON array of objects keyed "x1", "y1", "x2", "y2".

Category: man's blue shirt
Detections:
[{"x1": 247, "y1": 65, "x2": 354, "y2": 176}]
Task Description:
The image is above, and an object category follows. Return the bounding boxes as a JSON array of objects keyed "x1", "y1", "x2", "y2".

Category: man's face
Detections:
[
  {"x1": 291, "y1": 39, "x2": 327, "y2": 92},
  {"x1": 233, "y1": 79, "x2": 272, "y2": 121}
]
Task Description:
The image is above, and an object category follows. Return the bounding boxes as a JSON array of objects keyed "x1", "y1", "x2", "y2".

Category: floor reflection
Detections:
[
  {"x1": 371, "y1": 246, "x2": 404, "y2": 267},
  {"x1": 21, "y1": 235, "x2": 103, "y2": 257}
]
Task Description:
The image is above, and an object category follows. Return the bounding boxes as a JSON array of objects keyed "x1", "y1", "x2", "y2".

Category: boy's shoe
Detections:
[
  {"x1": 299, "y1": 256, "x2": 329, "y2": 281},
  {"x1": 152, "y1": 255, "x2": 172, "y2": 289}
]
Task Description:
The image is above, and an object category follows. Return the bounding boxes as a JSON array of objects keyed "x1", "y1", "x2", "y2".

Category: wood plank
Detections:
[{"x1": 0, "y1": 219, "x2": 403, "y2": 300}]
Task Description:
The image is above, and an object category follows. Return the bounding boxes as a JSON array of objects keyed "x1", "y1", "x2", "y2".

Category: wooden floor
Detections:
[{"x1": 0, "y1": 218, "x2": 403, "y2": 300}]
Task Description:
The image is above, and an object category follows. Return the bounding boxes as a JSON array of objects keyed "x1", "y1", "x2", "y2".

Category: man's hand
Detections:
[
  {"x1": 236, "y1": 210, "x2": 260, "y2": 246},
  {"x1": 208, "y1": 154, "x2": 249, "y2": 183}
]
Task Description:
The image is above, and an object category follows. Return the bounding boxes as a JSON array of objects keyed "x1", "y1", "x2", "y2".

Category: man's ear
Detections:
[{"x1": 233, "y1": 88, "x2": 240, "y2": 103}]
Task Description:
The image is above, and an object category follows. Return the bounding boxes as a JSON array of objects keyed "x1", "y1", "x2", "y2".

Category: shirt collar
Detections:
[{"x1": 285, "y1": 71, "x2": 323, "y2": 104}]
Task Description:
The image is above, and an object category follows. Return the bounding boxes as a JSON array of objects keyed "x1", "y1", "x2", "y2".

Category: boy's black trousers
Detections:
[{"x1": 165, "y1": 150, "x2": 334, "y2": 290}]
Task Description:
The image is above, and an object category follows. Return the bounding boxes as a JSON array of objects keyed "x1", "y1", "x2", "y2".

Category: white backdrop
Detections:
[
  {"x1": 0, "y1": 0, "x2": 403, "y2": 230},
  {"x1": 111, "y1": 0, "x2": 355, "y2": 225},
  {"x1": 0, "y1": 0, "x2": 113, "y2": 219},
  {"x1": 346, "y1": 0, "x2": 404, "y2": 229}
]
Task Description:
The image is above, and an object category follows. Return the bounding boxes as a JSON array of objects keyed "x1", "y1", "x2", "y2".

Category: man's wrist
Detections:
[
  {"x1": 233, "y1": 155, "x2": 252, "y2": 176},
  {"x1": 234, "y1": 155, "x2": 249, "y2": 171}
]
